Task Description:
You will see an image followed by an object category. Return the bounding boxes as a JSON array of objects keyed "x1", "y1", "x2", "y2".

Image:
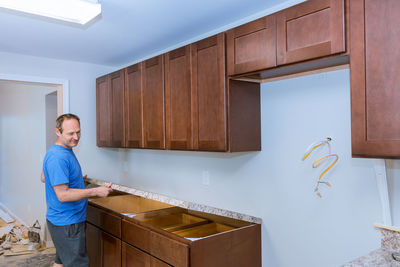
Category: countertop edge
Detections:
[{"x1": 85, "y1": 177, "x2": 262, "y2": 224}]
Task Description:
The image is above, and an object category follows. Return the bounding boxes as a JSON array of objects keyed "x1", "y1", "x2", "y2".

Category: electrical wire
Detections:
[{"x1": 302, "y1": 137, "x2": 339, "y2": 198}]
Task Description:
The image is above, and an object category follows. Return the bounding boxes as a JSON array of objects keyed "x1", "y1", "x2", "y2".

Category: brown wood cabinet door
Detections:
[
  {"x1": 150, "y1": 257, "x2": 171, "y2": 267},
  {"x1": 226, "y1": 15, "x2": 276, "y2": 76},
  {"x1": 110, "y1": 70, "x2": 125, "y2": 147},
  {"x1": 150, "y1": 231, "x2": 189, "y2": 267},
  {"x1": 122, "y1": 242, "x2": 171, "y2": 267},
  {"x1": 165, "y1": 45, "x2": 193, "y2": 150},
  {"x1": 191, "y1": 33, "x2": 227, "y2": 151},
  {"x1": 277, "y1": 0, "x2": 345, "y2": 65},
  {"x1": 102, "y1": 230, "x2": 121, "y2": 267},
  {"x1": 122, "y1": 242, "x2": 151, "y2": 267},
  {"x1": 125, "y1": 63, "x2": 144, "y2": 148},
  {"x1": 142, "y1": 55, "x2": 165, "y2": 149},
  {"x1": 350, "y1": 0, "x2": 400, "y2": 158},
  {"x1": 96, "y1": 75, "x2": 112, "y2": 147},
  {"x1": 86, "y1": 223, "x2": 101, "y2": 267}
]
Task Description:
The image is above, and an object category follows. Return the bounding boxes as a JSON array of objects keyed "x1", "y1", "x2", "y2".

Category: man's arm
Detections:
[
  {"x1": 41, "y1": 171, "x2": 45, "y2": 183},
  {"x1": 53, "y1": 182, "x2": 113, "y2": 202}
]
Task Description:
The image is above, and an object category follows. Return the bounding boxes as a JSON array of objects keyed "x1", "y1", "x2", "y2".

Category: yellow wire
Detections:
[
  {"x1": 302, "y1": 143, "x2": 323, "y2": 161},
  {"x1": 312, "y1": 154, "x2": 339, "y2": 182}
]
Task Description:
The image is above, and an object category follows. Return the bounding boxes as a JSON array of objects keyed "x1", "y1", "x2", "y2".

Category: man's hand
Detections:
[
  {"x1": 53, "y1": 182, "x2": 113, "y2": 202},
  {"x1": 94, "y1": 182, "x2": 113, "y2": 197}
]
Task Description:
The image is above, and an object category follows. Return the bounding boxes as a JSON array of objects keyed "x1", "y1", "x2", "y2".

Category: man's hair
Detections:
[{"x1": 56, "y1": 113, "x2": 80, "y2": 133}]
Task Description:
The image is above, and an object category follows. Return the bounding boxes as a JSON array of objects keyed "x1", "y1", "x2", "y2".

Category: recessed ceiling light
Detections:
[{"x1": 0, "y1": 0, "x2": 101, "y2": 25}]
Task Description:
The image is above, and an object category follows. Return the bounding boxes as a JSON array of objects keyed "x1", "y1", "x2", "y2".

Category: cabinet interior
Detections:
[{"x1": 90, "y1": 194, "x2": 173, "y2": 214}]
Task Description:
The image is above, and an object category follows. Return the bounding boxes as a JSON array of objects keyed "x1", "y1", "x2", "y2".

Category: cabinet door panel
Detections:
[
  {"x1": 122, "y1": 242, "x2": 150, "y2": 267},
  {"x1": 86, "y1": 223, "x2": 101, "y2": 267},
  {"x1": 165, "y1": 46, "x2": 193, "y2": 150},
  {"x1": 96, "y1": 75, "x2": 111, "y2": 147},
  {"x1": 151, "y1": 257, "x2": 171, "y2": 267},
  {"x1": 350, "y1": 0, "x2": 400, "y2": 157},
  {"x1": 150, "y1": 231, "x2": 189, "y2": 267},
  {"x1": 125, "y1": 63, "x2": 144, "y2": 148},
  {"x1": 277, "y1": 0, "x2": 345, "y2": 65},
  {"x1": 110, "y1": 70, "x2": 125, "y2": 147},
  {"x1": 87, "y1": 205, "x2": 121, "y2": 238},
  {"x1": 102, "y1": 231, "x2": 121, "y2": 267},
  {"x1": 226, "y1": 15, "x2": 276, "y2": 76},
  {"x1": 143, "y1": 55, "x2": 165, "y2": 149},
  {"x1": 122, "y1": 219, "x2": 151, "y2": 253},
  {"x1": 191, "y1": 33, "x2": 227, "y2": 151}
]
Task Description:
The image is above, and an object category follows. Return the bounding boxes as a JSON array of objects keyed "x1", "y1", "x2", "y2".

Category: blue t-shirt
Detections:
[{"x1": 43, "y1": 144, "x2": 87, "y2": 226}]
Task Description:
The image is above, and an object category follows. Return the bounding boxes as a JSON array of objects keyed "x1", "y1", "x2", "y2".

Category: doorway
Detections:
[{"x1": 0, "y1": 77, "x2": 68, "y2": 244}]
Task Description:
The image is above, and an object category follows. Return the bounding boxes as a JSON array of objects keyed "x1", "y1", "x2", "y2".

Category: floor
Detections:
[
  {"x1": 0, "y1": 217, "x2": 55, "y2": 267},
  {"x1": 0, "y1": 247, "x2": 55, "y2": 267}
]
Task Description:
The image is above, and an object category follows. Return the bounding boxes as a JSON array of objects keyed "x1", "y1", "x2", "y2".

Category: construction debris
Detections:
[
  {"x1": 28, "y1": 220, "x2": 41, "y2": 243},
  {"x1": 0, "y1": 220, "x2": 41, "y2": 257}
]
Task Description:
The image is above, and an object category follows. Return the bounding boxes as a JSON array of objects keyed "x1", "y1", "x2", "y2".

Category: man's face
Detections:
[{"x1": 56, "y1": 119, "x2": 81, "y2": 149}]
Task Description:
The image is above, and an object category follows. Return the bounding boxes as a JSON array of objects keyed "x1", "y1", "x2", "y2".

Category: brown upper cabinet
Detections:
[
  {"x1": 191, "y1": 33, "x2": 261, "y2": 152},
  {"x1": 276, "y1": 0, "x2": 345, "y2": 65},
  {"x1": 191, "y1": 34, "x2": 227, "y2": 151},
  {"x1": 125, "y1": 63, "x2": 144, "y2": 148},
  {"x1": 96, "y1": 75, "x2": 111, "y2": 147},
  {"x1": 97, "y1": 33, "x2": 261, "y2": 152},
  {"x1": 350, "y1": 0, "x2": 400, "y2": 158},
  {"x1": 96, "y1": 70, "x2": 125, "y2": 147},
  {"x1": 165, "y1": 45, "x2": 193, "y2": 150},
  {"x1": 226, "y1": 15, "x2": 276, "y2": 76},
  {"x1": 226, "y1": 0, "x2": 346, "y2": 77},
  {"x1": 142, "y1": 55, "x2": 166, "y2": 150}
]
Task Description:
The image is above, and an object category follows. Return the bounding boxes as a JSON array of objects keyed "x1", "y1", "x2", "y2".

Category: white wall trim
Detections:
[
  {"x1": 373, "y1": 159, "x2": 393, "y2": 226},
  {"x1": 0, "y1": 73, "x2": 70, "y2": 113},
  {"x1": 0, "y1": 202, "x2": 28, "y2": 226}
]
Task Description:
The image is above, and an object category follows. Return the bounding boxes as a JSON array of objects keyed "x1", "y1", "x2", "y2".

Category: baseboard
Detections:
[{"x1": 0, "y1": 202, "x2": 28, "y2": 226}]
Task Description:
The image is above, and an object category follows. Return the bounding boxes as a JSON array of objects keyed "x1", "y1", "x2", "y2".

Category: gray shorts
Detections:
[{"x1": 47, "y1": 219, "x2": 89, "y2": 267}]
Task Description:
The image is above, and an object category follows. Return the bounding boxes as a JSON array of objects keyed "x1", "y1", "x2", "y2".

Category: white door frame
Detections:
[{"x1": 0, "y1": 73, "x2": 69, "y2": 114}]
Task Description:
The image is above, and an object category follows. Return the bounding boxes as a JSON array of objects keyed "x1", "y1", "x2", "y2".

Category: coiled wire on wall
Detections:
[{"x1": 302, "y1": 137, "x2": 339, "y2": 198}]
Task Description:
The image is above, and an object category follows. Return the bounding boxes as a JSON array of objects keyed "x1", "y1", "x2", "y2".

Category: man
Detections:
[{"x1": 42, "y1": 113, "x2": 112, "y2": 267}]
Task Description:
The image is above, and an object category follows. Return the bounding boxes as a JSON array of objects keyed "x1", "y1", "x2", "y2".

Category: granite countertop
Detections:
[
  {"x1": 342, "y1": 227, "x2": 400, "y2": 267},
  {"x1": 85, "y1": 177, "x2": 262, "y2": 224},
  {"x1": 342, "y1": 248, "x2": 400, "y2": 267}
]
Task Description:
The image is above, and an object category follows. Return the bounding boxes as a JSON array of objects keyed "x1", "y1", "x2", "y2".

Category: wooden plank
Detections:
[{"x1": 374, "y1": 223, "x2": 400, "y2": 233}]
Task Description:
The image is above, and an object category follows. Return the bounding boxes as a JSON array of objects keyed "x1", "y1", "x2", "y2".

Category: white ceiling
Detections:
[{"x1": 0, "y1": 0, "x2": 302, "y2": 67}]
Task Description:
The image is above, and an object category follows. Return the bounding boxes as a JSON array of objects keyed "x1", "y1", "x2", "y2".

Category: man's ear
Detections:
[{"x1": 55, "y1": 128, "x2": 61, "y2": 137}]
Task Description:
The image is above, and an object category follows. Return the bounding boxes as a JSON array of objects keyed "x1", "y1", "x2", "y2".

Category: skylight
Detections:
[{"x1": 0, "y1": 0, "x2": 101, "y2": 25}]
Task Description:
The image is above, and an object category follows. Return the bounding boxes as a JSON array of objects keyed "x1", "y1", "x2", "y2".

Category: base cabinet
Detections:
[
  {"x1": 122, "y1": 241, "x2": 171, "y2": 267},
  {"x1": 86, "y1": 222, "x2": 122, "y2": 267},
  {"x1": 87, "y1": 198, "x2": 261, "y2": 267}
]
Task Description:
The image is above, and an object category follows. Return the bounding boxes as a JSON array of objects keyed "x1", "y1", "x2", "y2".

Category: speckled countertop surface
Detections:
[
  {"x1": 85, "y1": 177, "x2": 262, "y2": 224},
  {"x1": 342, "y1": 228, "x2": 400, "y2": 267}
]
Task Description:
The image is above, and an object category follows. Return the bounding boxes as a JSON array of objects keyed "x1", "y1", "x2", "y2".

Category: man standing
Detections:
[{"x1": 42, "y1": 113, "x2": 112, "y2": 267}]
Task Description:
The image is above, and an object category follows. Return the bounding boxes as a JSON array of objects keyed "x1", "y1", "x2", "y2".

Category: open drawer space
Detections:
[
  {"x1": 89, "y1": 194, "x2": 173, "y2": 214},
  {"x1": 142, "y1": 213, "x2": 209, "y2": 232},
  {"x1": 172, "y1": 222, "x2": 236, "y2": 238}
]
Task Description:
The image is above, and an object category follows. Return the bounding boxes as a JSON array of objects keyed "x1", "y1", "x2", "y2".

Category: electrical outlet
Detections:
[{"x1": 202, "y1": 170, "x2": 210, "y2": 186}]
